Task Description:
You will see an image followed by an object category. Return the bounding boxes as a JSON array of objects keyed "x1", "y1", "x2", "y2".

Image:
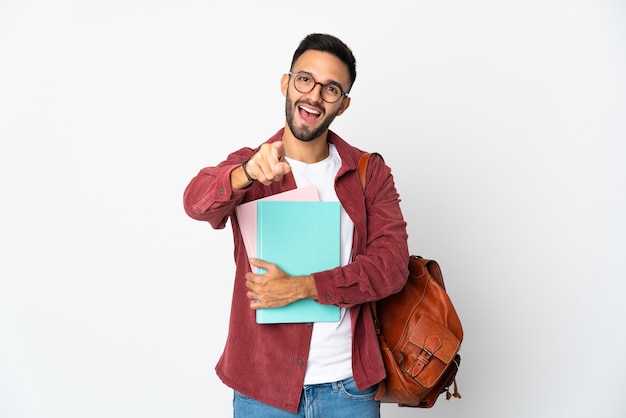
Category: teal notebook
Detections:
[{"x1": 256, "y1": 200, "x2": 341, "y2": 324}]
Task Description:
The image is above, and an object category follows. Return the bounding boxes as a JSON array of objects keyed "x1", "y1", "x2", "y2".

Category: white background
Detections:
[{"x1": 1, "y1": 1, "x2": 625, "y2": 417}]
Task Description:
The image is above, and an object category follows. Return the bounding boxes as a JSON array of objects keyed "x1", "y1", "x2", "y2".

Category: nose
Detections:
[{"x1": 307, "y1": 82, "x2": 324, "y2": 102}]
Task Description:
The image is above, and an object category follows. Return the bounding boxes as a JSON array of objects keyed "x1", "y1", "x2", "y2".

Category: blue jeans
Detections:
[{"x1": 233, "y1": 377, "x2": 380, "y2": 418}]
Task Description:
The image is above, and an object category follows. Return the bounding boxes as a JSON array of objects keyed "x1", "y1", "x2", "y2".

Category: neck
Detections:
[{"x1": 282, "y1": 126, "x2": 330, "y2": 163}]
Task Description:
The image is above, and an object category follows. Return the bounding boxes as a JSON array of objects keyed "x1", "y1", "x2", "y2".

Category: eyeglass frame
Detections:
[{"x1": 288, "y1": 71, "x2": 349, "y2": 103}]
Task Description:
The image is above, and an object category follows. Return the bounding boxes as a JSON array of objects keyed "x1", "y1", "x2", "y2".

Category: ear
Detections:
[
  {"x1": 280, "y1": 73, "x2": 290, "y2": 97},
  {"x1": 336, "y1": 96, "x2": 351, "y2": 116}
]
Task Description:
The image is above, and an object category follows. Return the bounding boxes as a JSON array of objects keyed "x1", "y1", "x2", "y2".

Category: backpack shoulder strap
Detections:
[{"x1": 357, "y1": 152, "x2": 379, "y2": 191}]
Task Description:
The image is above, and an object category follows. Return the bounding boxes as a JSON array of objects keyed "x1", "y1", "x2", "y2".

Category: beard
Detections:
[{"x1": 285, "y1": 91, "x2": 339, "y2": 142}]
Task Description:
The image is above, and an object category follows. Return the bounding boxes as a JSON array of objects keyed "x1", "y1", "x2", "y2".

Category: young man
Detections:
[{"x1": 183, "y1": 33, "x2": 409, "y2": 417}]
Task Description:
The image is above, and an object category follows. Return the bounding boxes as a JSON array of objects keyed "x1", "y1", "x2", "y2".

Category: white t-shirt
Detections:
[{"x1": 285, "y1": 143, "x2": 354, "y2": 385}]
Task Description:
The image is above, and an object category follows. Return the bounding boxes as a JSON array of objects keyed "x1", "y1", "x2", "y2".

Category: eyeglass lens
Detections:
[{"x1": 291, "y1": 73, "x2": 344, "y2": 103}]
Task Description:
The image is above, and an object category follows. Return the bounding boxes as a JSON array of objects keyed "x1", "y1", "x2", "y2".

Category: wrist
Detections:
[
  {"x1": 297, "y1": 275, "x2": 319, "y2": 300},
  {"x1": 241, "y1": 159, "x2": 255, "y2": 183}
]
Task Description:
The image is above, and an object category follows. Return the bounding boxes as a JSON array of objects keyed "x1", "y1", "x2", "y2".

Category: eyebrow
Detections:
[{"x1": 296, "y1": 70, "x2": 346, "y2": 92}]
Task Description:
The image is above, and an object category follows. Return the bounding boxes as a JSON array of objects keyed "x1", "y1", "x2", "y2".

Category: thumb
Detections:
[{"x1": 249, "y1": 258, "x2": 273, "y2": 271}]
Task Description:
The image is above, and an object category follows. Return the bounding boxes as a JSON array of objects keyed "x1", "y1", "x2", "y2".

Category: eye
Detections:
[
  {"x1": 297, "y1": 74, "x2": 312, "y2": 84},
  {"x1": 325, "y1": 84, "x2": 341, "y2": 96}
]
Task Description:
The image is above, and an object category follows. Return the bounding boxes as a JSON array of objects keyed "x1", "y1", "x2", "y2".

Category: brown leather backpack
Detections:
[{"x1": 358, "y1": 152, "x2": 464, "y2": 408}]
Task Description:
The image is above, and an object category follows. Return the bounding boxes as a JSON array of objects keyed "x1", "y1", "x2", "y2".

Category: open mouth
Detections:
[{"x1": 298, "y1": 104, "x2": 321, "y2": 124}]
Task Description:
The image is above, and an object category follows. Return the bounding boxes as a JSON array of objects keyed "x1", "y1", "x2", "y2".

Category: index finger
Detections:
[{"x1": 272, "y1": 141, "x2": 285, "y2": 162}]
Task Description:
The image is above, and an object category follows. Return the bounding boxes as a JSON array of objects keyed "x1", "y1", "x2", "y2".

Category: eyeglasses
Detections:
[{"x1": 288, "y1": 71, "x2": 348, "y2": 103}]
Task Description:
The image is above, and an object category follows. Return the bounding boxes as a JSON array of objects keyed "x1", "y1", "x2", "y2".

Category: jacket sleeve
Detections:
[
  {"x1": 183, "y1": 148, "x2": 255, "y2": 229},
  {"x1": 313, "y1": 155, "x2": 410, "y2": 307}
]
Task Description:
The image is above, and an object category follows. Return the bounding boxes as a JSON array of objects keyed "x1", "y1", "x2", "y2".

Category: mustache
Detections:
[{"x1": 295, "y1": 99, "x2": 324, "y2": 111}]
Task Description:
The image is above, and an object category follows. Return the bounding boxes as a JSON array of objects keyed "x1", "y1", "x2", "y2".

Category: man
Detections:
[{"x1": 183, "y1": 33, "x2": 409, "y2": 417}]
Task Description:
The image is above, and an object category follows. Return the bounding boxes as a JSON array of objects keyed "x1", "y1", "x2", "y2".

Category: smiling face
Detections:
[{"x1": 281, "y1": 50, "x2": 352, "y2": 142}]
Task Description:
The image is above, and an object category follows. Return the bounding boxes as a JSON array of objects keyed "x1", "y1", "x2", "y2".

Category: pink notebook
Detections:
[{"x1": 234, "y1": 185, "x2": 319, "y2": 266}]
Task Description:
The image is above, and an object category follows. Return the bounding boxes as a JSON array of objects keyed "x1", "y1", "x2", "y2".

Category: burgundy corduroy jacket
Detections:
[{"x1": 183, "y1": 128, "x2": 409, "y2": 413}]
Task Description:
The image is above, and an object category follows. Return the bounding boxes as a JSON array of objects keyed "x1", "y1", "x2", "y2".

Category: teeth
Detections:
[{"x1": 299, "y1": 105, "x2": 320, "y2": 115}]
